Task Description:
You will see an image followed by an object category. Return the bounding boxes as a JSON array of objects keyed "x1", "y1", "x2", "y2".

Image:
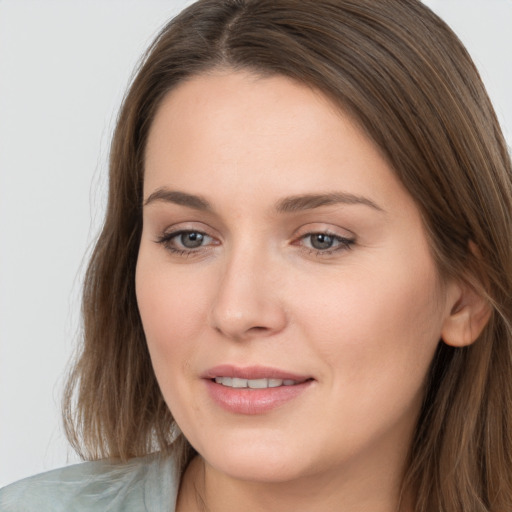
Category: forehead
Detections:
[
  {"x1": 145, "y1": 70, "x2": 344, "y2": 164},
  {"x1": 143, "y1": 70, "x2": 413, "y2": 218}
]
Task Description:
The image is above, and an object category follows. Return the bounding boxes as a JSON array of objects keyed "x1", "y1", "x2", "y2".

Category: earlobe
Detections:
[{"x1": 441, "y1": 282, "x2": 492, "y2": 347}]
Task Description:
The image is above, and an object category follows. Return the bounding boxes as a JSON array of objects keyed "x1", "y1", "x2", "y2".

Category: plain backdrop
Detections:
[{"x1": 0, "y1": 0, "x2": 511, "y2": 488}]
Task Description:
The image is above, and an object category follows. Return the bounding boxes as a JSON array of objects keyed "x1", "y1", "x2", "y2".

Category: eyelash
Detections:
[
  {"x1": 298, "y1": 231, "x2": 355, "y2": 256},
  {"x1": 155, "y1": 230, "x2": 215, "y2": 257},
  {"x1": 155, "y1": 230, "x2": 355, "y2": 258}
]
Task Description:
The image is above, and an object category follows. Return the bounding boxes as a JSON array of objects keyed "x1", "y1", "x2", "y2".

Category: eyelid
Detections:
[
  {"x1": 153, "y1": 222, "x2": 355, "y2": 258},
  {"x1": 154, "y1": 223, "x2": 220, "y2": 256},
  {"x1": 155, "y1": 221, "x2": 219, "y2": 240},
  {"x1": 291, "y1": 223, "x2": 356, "y2": 256},
  {"x1": 161, "y1": 229, "x2": 213, "y2": 245},
  {"x1": 292, "y1": 222, "x2": 355, "y2": 240},
  {"x1": 296, "y1": 231, "x2": 354, "y2": 251}
]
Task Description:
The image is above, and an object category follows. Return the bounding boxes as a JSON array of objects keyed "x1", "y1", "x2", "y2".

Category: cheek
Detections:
[
  {"x1": 294, "y1": 259, "x2": 444, "y2": 454},
  {"x1": 290, "y1": 252, "x2": 444, "y2": 388},
  {"x1": 135, "y1": 251, "x2": 211, "y2": 386}
]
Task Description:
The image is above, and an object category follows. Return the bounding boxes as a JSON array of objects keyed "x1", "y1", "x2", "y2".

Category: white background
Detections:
[{"x1": 0, "y1": 0, "x2": 511, "y2": 488}]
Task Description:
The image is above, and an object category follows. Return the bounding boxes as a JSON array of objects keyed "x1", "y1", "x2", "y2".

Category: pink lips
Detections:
[{"x1": 203, "y1": 365, "x2": 313, "y2": 415}]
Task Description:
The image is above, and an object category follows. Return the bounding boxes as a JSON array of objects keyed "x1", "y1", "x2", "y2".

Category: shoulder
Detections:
[{"x1": 0, "y1": 452, "x2": 180, "y2": 512}]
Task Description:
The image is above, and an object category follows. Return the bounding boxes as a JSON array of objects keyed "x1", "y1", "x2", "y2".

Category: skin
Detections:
[{"x1": 136, "y1": 70, "x2": 466, "y2": 512}]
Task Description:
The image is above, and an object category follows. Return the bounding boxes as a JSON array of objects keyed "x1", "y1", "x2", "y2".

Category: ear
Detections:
[{"x1": 441, "y1": 280, "x2": 491, "y2": 347}]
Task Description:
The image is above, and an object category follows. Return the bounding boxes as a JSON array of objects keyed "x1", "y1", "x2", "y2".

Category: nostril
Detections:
[{"x1": 209, "y1": 290, "x2": 288, "y2": 340}]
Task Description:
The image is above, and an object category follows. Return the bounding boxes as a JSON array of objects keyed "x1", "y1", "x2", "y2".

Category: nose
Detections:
[{"x1": 209, "y1": 246, "x2": 288, "y2": 341}]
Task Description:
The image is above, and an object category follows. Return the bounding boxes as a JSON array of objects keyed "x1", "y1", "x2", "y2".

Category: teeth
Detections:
[
  {"x1": 214, "y1": 377, "x2": 298, "y2": 388},
  {"x1": 232, "y1": 378, "x2": 247, "y2": 388},
  {"x1": 215, "y1": 377, "x2": 232, "y2": 385}
]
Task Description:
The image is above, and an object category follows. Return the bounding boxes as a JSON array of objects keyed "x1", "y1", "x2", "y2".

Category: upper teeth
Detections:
[{"x1": 214, "y1": 377, "x2": 298, "y2": 388}]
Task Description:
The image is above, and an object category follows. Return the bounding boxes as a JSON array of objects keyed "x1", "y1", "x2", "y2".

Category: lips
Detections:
[
  {"x1": 214, "y1": 377, "x2": 299, "y2": 388},
  {"x1": 202, "y1": 364, "x2": 311, "y2": 382},
  {"x1": 203, "y1": 365, "x2": 314, "y2": 414}
]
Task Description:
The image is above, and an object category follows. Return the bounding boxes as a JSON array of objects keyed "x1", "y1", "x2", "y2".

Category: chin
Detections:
[
  {"x1": 196, "y1": 435, "x2": 314, "y2": 483},
  {"x1": 211, "y1": 455, "x2": 306, "y2": 483}
]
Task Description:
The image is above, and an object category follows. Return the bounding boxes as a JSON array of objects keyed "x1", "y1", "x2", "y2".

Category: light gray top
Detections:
[{"x1": 0, "y1": 452, "x2": 179, "y2": 511}]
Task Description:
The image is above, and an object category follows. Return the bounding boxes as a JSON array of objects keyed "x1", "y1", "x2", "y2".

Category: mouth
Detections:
[
  {"x1": 203, "y1": 365, "x2": 314, "y2": 414},
  {"x1": 213, "y1": 377, "x2": 308, "y2": 388}
]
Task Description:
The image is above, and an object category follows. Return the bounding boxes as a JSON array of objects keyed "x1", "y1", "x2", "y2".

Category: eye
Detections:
[
  {"x1": 299, "y1": 231, "x2": 354, "y2": 254},
  {"x1": 308, "y1": 233, "x2": 337, "y2": 250},
  {"x1": 156, "y1": 230, "x2": 215, "y2": 254},
  {"x1": 177, "y1": 231, "x2": 208, "y2": 249}
]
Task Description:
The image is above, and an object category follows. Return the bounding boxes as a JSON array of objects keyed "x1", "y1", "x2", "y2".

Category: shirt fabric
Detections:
[{"x1": 0, "y1": 452, "x2": 179, "y2": 511}]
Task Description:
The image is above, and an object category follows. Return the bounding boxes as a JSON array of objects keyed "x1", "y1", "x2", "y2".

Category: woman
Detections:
[{"x1": 1, "y1": 0, "x2": 511, "y2": 510}]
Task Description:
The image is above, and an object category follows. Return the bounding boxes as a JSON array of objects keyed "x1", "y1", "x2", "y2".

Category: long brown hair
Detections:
[{"x1": 63, "y1": 1, "x2": 512, "y2": 509}]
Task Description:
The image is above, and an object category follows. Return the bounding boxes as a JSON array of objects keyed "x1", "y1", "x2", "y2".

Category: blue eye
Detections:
[
  {"x1": 157, "y1": 230, "x2": 214, "y2": 254},
  {"x1": 301, "y1": 232, "x2": 354, "y2": 253},
  {"x1": 155, "y1": 229, "x2": 353, "y2": 258},
  {"x1": 309, "y1": 233, "x2": 336, "y2": 250},
  {"x1": 178, "y1": 231, "x2": 207, "y2": 248}
]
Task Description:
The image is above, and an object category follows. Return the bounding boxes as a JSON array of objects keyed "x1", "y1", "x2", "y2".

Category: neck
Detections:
[{"x1": 176, "y1": 451, "x2": 410, "y2": 512}]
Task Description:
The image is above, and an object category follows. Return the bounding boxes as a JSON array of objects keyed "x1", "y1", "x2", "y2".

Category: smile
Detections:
[
  {"x1": 213, "y1": 377, "x2": 299, "y2": 388},
  {"x1": 203, "y1": 366, "x2": 314, "y2": 414}
]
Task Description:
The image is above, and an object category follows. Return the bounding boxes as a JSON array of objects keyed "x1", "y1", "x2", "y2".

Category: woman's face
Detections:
[{"x1": 136, "y1": 71, "x2": 458, "y2": 484}]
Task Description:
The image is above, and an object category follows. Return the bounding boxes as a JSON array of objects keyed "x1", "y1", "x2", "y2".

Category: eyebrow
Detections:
[
  {"x1": 144, "y1": 189, "x2": 212, "y2": 210},
  {"x1": 275, "y1": 192, "x2": 384, "y2": 213},
  {"x1": 144, "y1": 187, "x2": 384, "y2": 213}
]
